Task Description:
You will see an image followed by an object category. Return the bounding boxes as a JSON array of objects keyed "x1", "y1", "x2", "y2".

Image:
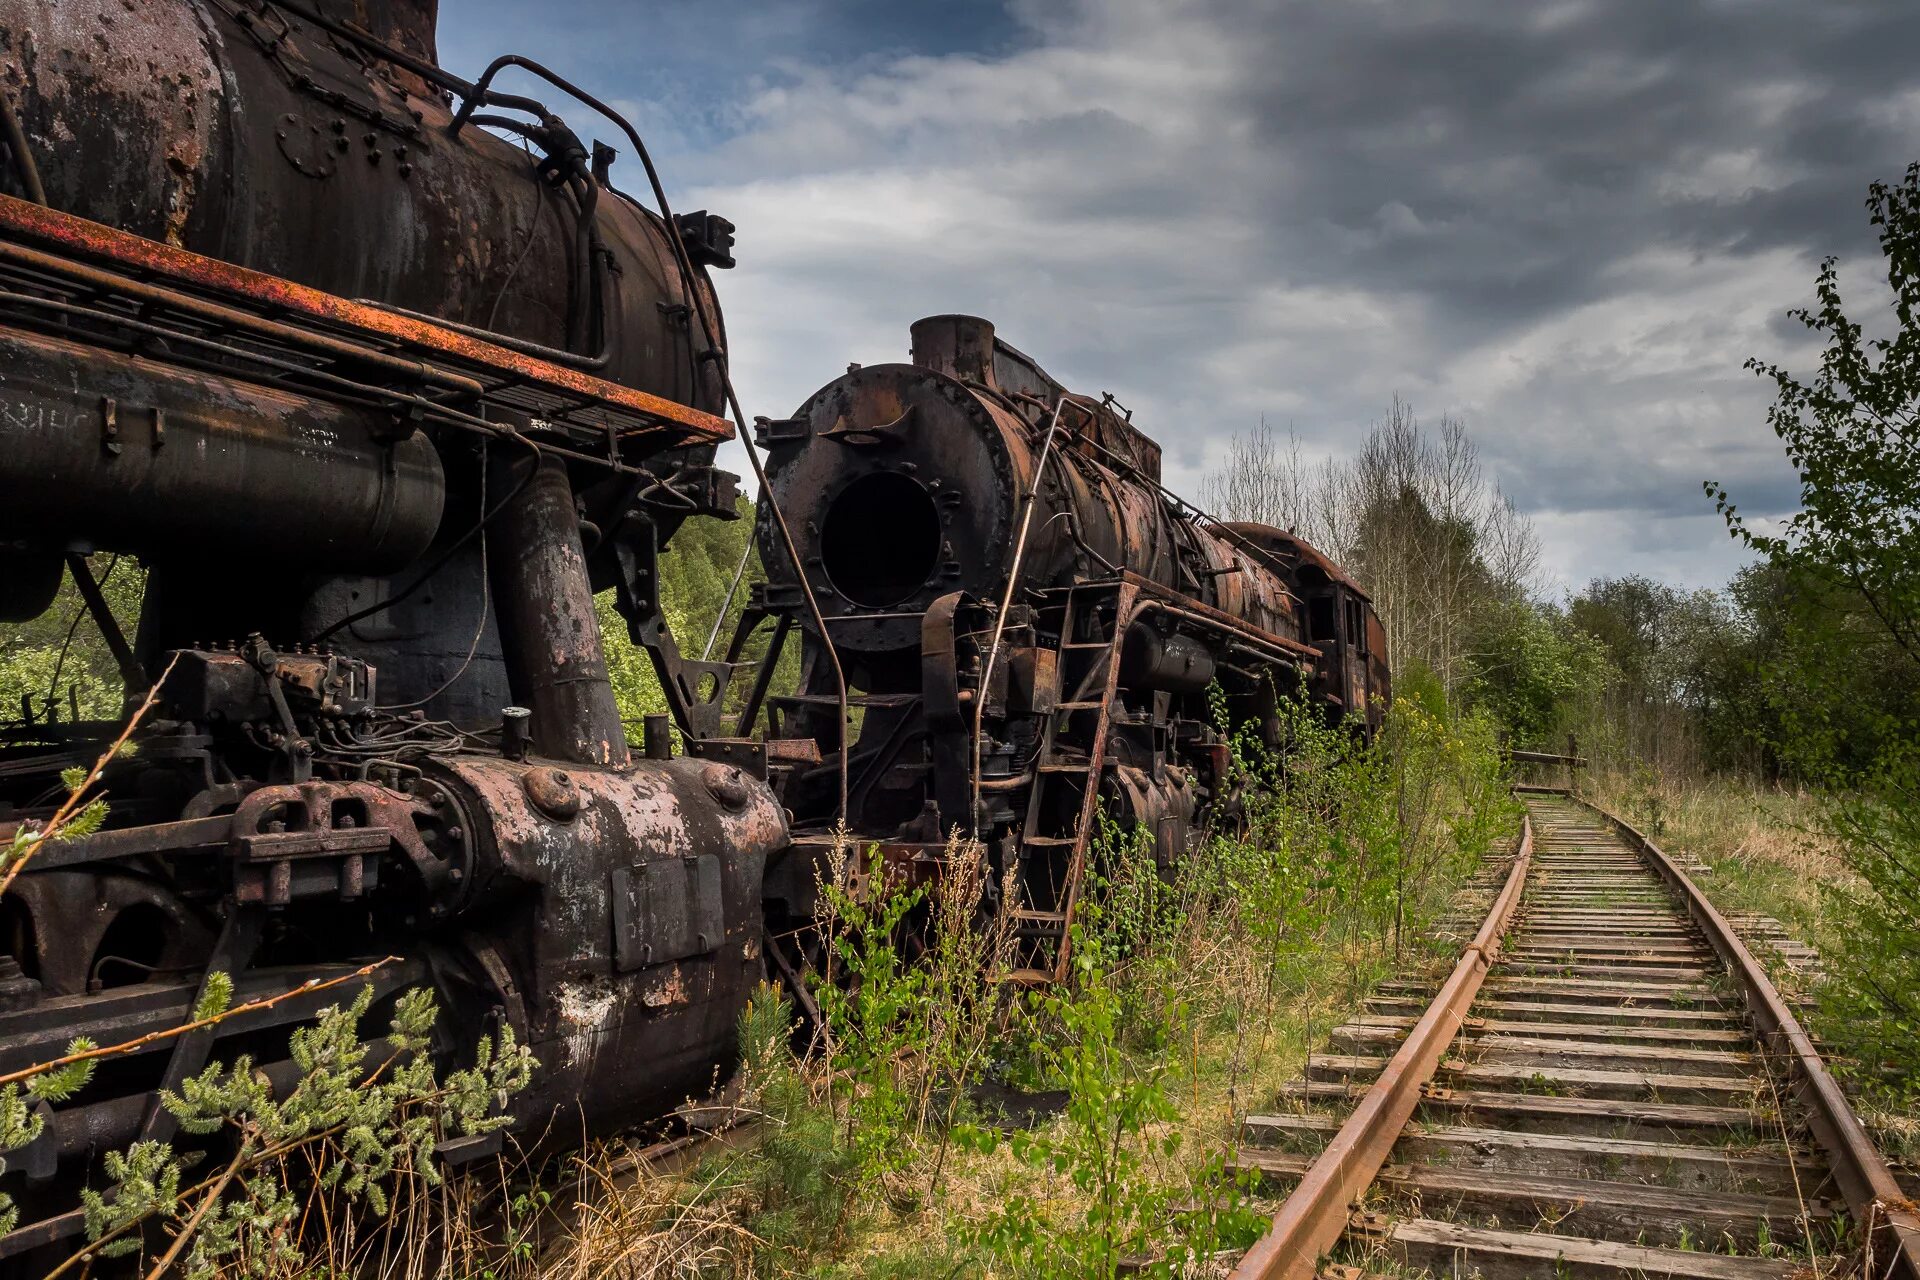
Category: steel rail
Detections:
[
  {"x1": 1579, "y1": 795, "x2": 1920, "y2": 1280},
  {"x1": 1229, "y1": 815, "x2": 1534, "y2": 1280}
]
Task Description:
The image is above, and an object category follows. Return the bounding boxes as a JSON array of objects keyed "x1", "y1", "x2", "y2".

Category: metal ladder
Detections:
[{"x1": 1005, "y1": 580, "x2": 1136, "y2": 983}]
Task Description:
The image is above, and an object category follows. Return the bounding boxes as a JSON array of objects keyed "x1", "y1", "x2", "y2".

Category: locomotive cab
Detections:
[{"x1": 1220, "y1": 523, "x2": 1390, "y2": 738}]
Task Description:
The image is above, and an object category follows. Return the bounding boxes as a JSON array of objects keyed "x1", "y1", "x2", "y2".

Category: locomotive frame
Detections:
[{"x1": 0, "y1": 1, "x2": 786, "y2": 1262}]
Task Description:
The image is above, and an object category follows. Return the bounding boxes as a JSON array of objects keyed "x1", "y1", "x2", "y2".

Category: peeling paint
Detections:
[{"x1": 554, "y1": 979, "x2": 617, "y2": 1067}]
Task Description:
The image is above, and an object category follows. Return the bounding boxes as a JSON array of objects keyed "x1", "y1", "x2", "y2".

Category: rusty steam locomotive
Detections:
[
  {"x1": 0, "y1": 0, "x2": 1385, "y2": 1257},
  {"x1": 0, "y1": 0, "x2": 782, "y2": 1257},
  {"x1": 731, "y1": 314, "x2": 1389, "y2": 981}
]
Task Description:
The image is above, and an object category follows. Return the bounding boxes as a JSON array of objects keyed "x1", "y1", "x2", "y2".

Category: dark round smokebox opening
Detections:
[{"x1": 820, "y1": 471, "x2": 942, "y2": 609}]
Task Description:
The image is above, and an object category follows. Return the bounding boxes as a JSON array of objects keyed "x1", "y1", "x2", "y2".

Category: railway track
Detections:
[{"x1": 1226, "y1": 791, "x2": 1920, "y2": 1280}]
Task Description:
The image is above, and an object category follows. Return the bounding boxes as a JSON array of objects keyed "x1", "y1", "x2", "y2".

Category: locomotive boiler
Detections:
[
  {"x1": 728, "y1": 315, "x2": 1389, "y2": 981},
  {"x1": 0, "y1": 0, "x2": 785, "y2": 1258}
]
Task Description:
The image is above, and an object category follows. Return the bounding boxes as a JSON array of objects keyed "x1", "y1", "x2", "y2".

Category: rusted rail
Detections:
[
  {"x1": 1592, "y1": 800, "x2": 1920, "y2": 1280},
  {"x1": 1228, "y1": 817, "x2": 1535, "y2": 1280},
  {"x1": 1229, "y1": 791, "x2": 1919, "y2": 1280}
]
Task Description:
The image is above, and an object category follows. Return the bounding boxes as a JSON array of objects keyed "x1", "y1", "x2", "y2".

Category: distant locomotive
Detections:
[{"x1": 729, "y1": 315, "x2": 1390, "y2": 980}]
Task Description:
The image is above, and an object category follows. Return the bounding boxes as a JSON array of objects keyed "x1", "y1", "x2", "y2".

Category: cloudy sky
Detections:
[{"x1": 439, "y1": 0, "x2": 1920, "y2": 595}]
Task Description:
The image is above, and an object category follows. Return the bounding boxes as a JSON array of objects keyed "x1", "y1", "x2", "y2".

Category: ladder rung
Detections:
[
  {"x1": 1061, "y1": 641, "x2": 1112, "y2": 650},
  {"x1": 1012, "y1": 909, "x2": 1069, "y2": 923},
  {"x1": 1056, "y1": 700, "x2": 1105, "y2": 710},
  {"x1": 1021, "y1": 835, "x2": 1076, "y2": 847},
  {"x1": 1038, "y1": 762, "x2": 1090, "y2": 774}
]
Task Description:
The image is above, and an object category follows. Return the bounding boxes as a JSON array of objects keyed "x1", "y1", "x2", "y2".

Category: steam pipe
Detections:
[
  {"x1": 486, "y1": 453, "x2": 631, "y2": 767},
  {"x1": 447, "y1": 50, "x2": 850, "y2": 824},
  {"x1": 0, "y1": 89, "x2": 45, "y2": 206}
]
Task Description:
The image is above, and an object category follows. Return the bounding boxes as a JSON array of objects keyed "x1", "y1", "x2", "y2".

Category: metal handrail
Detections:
[{"x1": 969, "y1": 397, "x2": 1073, "y2": 835}]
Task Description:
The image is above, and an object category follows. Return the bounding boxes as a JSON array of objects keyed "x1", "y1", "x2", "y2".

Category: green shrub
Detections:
[
  {"x1": 955, "y1": 929, "x2": 1261, "y2": 1279},
  {"x1": 3, "y1": 981, "x2": 531, "y2": 1279},
  {"x1": 1817, "y1": 748, "x2": 1920, "y2": 1101}
]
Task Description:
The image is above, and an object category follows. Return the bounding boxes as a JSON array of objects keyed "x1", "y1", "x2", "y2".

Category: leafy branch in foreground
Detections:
[
  {"x1": 21, "y1": 983, "x2": 534, "y2": 1280},
  {"x1": 1711, "y1": 163, "x2": 1920, "y2": 670},
  {"x1": 0, "y1": 653, "x2": 178, "y2": 896},
  {"x1": 1714, "y1": 163, "x2": 1920, "y2": 1098},
  {"x1": 0, "y1": 960, "x2": 394, "y2": 1092},
  {"x1": 0, "y1": 655, "x2": 183, "y2": 1241}
]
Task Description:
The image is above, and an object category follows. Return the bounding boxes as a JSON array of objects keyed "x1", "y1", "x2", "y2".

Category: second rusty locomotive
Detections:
[{"x1": 728, "y1": 315, "x2": 1389, "y2": 980}]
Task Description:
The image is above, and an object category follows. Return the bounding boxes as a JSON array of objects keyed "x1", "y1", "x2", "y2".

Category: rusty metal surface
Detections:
[
  {"x1": 1587, "y1": 799, "x2": 1920, "y2": 1280},
  {"x1": 0, "y1": 325, "x2": 446, "y2": 570},
  {"x1": 744, "y1": 313, "x2": 1389, "y2": 981},
  {"x1": 1125, "y1": 575, "x2": 1320, "y2": 662},
  {"x1": 1221, "y1": 521, "x2": 1371, "y2": 601},
  {"x1": 0, "y1": 1, "x2": 790, "y2": 1247},
  {"x1": 0, "y1": 193, "x2": 731, "y2": 452},
  {"x1": 0, "y1": 1, "x2": 732, "y2": 421},
  {"x1": 0, "y1": 0, "x2": 223, "y2": 248},
  {"x1": 1230, "y1": 817, "x2": 1535, "y2": 1280},
  {"x1": 443, "y1": 752, "x2": 786, "y2": 1128},
  {"x1": 759, "y1": 318, "x2": 1300, "y2": 652},
  {"x1": 487, "y1": 453, "x2": 630, "y2": 768},
  {"x1": 1221, "y1": 520, "x2": 1391, "y2": 734}
]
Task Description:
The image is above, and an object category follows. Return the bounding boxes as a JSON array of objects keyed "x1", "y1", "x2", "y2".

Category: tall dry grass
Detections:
[{"x1": 1581, "y1": 767, "x2": 1847, "y2": 955}]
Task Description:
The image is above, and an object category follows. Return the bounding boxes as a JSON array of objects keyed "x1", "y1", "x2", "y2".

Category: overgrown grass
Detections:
[
  {"x1": 547, "y1": 687, "x2": 1518, "y2": 1279},
  {"x1": 0, "y1": 672, "x2": 1516, "y2": 1277}
]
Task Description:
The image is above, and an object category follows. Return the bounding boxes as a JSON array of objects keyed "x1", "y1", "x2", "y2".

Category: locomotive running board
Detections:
[
  {"x1": 1121, "y1": 572, "x2": 1323, "y2": 665},
  {"x1": 0, "y1": 193, "x2": 732, "y2": 460}
]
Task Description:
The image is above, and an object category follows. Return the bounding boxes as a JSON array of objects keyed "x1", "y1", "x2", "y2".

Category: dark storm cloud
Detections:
[
  {"x1": 1215, "y1": 0, "x2": 1916, "y2": 333},
  {"x1": 443, "y1": 0, "x2": 1920, "y2": 590}
]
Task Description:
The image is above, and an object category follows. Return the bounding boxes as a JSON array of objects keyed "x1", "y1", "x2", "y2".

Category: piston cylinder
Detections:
[{"x1": 1120, "y1": 625, "x2": 1218, "y2": 693}]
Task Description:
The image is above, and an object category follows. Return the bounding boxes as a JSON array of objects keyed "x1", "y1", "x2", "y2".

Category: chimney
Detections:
[{"x1": 909, "y1": 315, "x2": 998, "y2": 389}]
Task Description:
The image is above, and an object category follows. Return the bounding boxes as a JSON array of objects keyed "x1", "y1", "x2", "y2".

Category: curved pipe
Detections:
[{"x1": 442, "y1": 50, "x2": 851, "y2": 824}]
